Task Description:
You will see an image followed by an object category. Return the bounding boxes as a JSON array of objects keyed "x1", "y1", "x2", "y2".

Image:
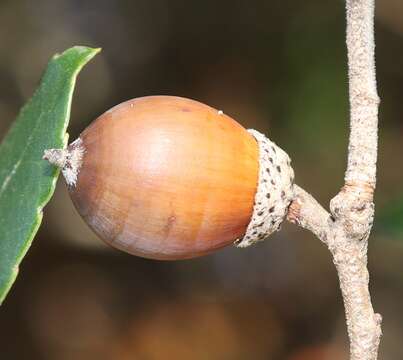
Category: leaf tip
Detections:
[{"x1": 51, "y1": 46, "x2": 101, "y2": 64}]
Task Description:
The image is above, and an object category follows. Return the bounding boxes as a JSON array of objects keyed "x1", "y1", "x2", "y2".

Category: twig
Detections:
[
  {"x1": 287, "y1": 185, "x2": 332, "y2": 245},
  {"x1": 344, "y1": 0, "x2": 379, "y2": 188},
  {"x1": 287, "y1": 1, "x2": 382, "y2": 359}
]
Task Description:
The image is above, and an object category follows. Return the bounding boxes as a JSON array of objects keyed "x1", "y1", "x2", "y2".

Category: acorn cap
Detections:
[{"x1": 235, "y1": 129, "x2": 295, "y2": 247}]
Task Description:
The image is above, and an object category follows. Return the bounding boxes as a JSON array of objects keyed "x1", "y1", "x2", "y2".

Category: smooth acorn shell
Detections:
[{"x1": 69, "y1": 96, "x2": 259, "y2": 259}]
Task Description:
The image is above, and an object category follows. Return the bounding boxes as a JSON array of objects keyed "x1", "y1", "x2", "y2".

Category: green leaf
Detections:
[{"x1": 0, "y1": 46, "x2": 100, "y2": 305}]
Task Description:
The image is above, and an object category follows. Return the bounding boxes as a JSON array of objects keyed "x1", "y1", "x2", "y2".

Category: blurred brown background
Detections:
[{"x1": 0, "y1": 0, "x2": 403, "y2": 359}]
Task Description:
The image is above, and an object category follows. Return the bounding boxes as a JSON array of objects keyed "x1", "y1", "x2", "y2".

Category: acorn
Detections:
[{"x1": 44, "y1": 96, "x2": 294, "y2": 260}]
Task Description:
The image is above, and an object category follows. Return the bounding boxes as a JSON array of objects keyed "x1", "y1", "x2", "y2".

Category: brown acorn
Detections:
[{"x1": 44, "y1": 96, "x2": 294, "y2": 260}]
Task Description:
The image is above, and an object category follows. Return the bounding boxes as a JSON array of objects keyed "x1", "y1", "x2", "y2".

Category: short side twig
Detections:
[{"x1": 287, "y1": 185, "x2": 332, "y2": 245}]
